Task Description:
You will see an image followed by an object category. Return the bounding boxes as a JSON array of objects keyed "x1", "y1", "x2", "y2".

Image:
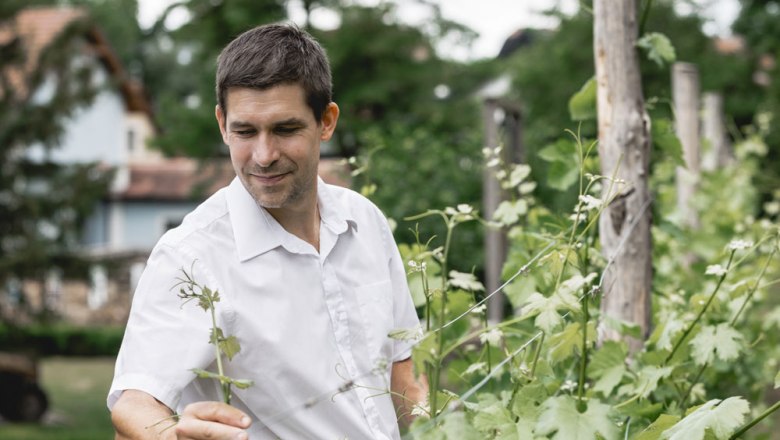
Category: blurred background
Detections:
[{"x1": 0, "y1": 0, "x2": 778, "y2": 438}]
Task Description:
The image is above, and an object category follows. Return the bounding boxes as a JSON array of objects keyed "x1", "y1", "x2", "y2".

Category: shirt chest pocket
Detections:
[{"x1": 356, "y1": 280, "x2": 394, "y2": 363}]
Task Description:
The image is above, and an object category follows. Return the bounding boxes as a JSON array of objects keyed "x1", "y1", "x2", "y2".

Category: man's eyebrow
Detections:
[
  {"x1": 273, "y1": 117, "x2": 307, "y2": 127},
  {"x1": 228, "y1": 118, "x2": 308, "y2": 130},
  {"x1": 228, "y1": 120, "x2": 255, "y2": 130}
]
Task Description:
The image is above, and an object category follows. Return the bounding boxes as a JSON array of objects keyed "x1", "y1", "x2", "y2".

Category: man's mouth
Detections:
[{"x1": 250, "y1": 172, "x2": 289, "y2": 184}]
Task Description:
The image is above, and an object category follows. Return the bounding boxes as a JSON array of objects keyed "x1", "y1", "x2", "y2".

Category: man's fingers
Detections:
[
  {"x1": 182, "y1": 401, "x2": 251, "y2": 428},
  {"x1": 175, "y1": 417, "x2": 248, "y2": 440},
  {"x1": 176, "y1": 401, "x2": 251, "y2": 440}
]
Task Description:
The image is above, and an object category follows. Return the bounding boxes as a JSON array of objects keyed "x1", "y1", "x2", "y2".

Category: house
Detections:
[{"x1": 2, "y1": 7, "x2": 350, "y2": 325}]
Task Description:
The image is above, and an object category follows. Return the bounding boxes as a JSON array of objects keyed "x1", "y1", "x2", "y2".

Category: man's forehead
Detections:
[{"x1": 223, "y1": 85, "x2": 314, "y2": 120}]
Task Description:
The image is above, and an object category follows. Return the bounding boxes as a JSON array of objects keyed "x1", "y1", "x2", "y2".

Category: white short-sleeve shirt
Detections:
[{"x1": 108, "y1": 177, "x2": 420, "y2": 439}]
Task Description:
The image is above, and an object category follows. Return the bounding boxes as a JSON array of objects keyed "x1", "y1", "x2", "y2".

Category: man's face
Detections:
[{"x1": 216, "y1": 84, "x2": 338, "y2": 214}]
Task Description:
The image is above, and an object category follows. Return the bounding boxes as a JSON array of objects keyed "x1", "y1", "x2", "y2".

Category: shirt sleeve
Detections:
[
  {"x1": 107, "y1": 243, "x2": 216, "y2": 412},
  {"x1": 380, "y1": 218, "x2": 421, "y2": 363}
]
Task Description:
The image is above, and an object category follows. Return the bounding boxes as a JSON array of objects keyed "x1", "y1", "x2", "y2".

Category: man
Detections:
[{"x1": 109, "y1": 24, "x2": 425, "y2": 439}]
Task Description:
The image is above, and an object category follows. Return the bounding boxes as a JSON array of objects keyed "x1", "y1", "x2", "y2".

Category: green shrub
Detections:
[{"x1": 0, "y1": 324, "x2": 124, "y2": 356}]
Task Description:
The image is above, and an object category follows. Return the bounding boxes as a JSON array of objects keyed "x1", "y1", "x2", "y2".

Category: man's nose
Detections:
[{"x1": 252, "y1": 134, "x2": 281, "y2": 168}]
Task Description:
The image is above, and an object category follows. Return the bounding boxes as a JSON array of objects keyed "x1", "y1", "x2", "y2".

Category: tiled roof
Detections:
[
  {"x1": 0, "y1": 6, "x2": 153, "y2": 117},
  {"x1": 116, "y1": 157, "x2": 352, "y2": 201}
]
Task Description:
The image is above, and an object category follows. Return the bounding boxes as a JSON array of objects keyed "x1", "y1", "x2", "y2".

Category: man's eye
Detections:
[
  {"x1": 275, "y1": 126, "x2": 299, "y2": 135},
  {"x1": 234, "y1": 130, "x2": 255, "y2": 137}
]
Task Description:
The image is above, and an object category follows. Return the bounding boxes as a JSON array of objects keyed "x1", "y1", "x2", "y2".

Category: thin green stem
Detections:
[
  {"x1": 729, "y1": 399, "x2": 780, "y2": 439},
  {"x1": 422, "y1": 267, "x2": 431, "y2": 332},
  {"x1": 430, "y1": 221, "x2": 455, "y2": 418},
  {"x1": 679, "y1": 362, "x2": 707, "y2": 409},
  {"x1": 208, "y1": 298, "x2": 230, "y2": 404},
  {"x1": 664, "y1": 251, "x2": 735, "y2": 366},
  {"x1": 529, "y1": 332, "x2": 546, "y2": 379},
  {"x1": 639, "y1": 0, "x2": 654, "y2": 36},
  {"x1": 577, "y1": 288, "x2": 590, "y2": 410},
  {"x1": 731, "y1": 244, "x2": 777, "y2": 326}
]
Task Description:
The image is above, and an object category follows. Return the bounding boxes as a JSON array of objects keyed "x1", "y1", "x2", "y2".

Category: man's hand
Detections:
[
  {"x1": 175, "y1": 401, "x2": 251, "y2": 440},
  {"x1": 112, "y1": 389, "x2": 252, "y2": 440}
]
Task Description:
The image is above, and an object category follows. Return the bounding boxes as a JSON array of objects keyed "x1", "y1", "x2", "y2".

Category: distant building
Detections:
[{"x1": 2, "y1": 7, "x2": 350, "y2": 325}]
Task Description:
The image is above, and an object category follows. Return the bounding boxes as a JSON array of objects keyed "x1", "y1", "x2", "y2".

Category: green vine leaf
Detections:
[
  {"x1": 689, "y1": 323, "x2": 743, "y2": 366},
  {"x1": 635, "y1": 414, "x2": 681, "y2": 440},
  {"x1": 660, "y1": 397, "x2": 749, "y2": 440},
  {"x1": 493, "y1": 199, "x2": 528, "y2": 226},
  {"x1": 537, "y1": 139, "x2": 579, "y2": 191},
  {"x1": 652, "y1": 118, "x2": 685, "y2": 168},
  {"x1": 588, "y1": 341, "x2": 628, "y2": 397},
  {"x1": 471, "y1": 399, "x2": 518, "y2": 438},
  {"x1": 536, "y1": 395, "x2": 618, "y2": 440},
  {"x1": 521, "y1": 286, "x2": 581, "y2": 334},
  {"x1": 547, "y1": 322, "x2": 595, "y2": 364},
  {"x1": 191, "y1": 368, "x2": 221, "y2": 381},
  {"x1": 623, "y1": 366, "x2": 673, "y2": 399},
  {"x1": 650, "y1": 315, "x2": 685, "y2": 351},
  {"x1": 568, "y1": 76, "x2": 596, "y2": 121},
  {"x1": 510, "y1": 384, "x2": 545, "y2": 437},
  {"x1": 219, "y1": 335, "x2": 242, "y2": 361},
  {"x1": 229, "y1": 378, "x2": 254, "y2": 390},
  {"x1": 448, "y1": 271, "x2": 484, "y2": 292},
  {"x1": 637, "y1": 32, "x2": 676, "y2": 67},
  {"x1": 440, "y1": 412, "x2": 482, "y2": 440}
]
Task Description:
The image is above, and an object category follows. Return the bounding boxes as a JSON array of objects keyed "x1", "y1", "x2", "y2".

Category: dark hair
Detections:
[{"x1": 216, "y1": 23, "x2": 332, "y2": 122}]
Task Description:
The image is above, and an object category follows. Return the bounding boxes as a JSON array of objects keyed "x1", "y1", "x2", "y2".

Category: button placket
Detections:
[{"x1": 320, "y1": 259, "x2": 387, "y2": 437}]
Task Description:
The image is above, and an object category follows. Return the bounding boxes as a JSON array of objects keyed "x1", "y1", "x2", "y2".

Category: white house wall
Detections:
[
  {"x1": 27, "y1": 51, "x2": 127, "y2": 166},
  {"x1": 83, "y1": 201, "x2": 199, "y2": 253},
  {"x1": 45, "y1": 88, "x2": 126, "y2": 165}
]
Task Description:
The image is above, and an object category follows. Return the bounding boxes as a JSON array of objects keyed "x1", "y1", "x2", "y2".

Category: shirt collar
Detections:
[{"x1": 226, "y1": 176, "x2": 356, "y2": 262}]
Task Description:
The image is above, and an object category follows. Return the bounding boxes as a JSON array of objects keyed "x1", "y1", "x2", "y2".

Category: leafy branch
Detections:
[{"x1": 172, "y1": 264, "x2": 253, "y2": 405}]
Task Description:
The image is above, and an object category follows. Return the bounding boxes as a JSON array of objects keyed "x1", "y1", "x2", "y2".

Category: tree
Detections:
[
  {"x1": 314, "y1": 3, "x2": 495, "y2": 271},
  {"x1": 732, "y1": 0, "x2": 780, "y2": 196},
  {"x1": 0, "y1": 3, "x2": 113, "y2": 319},
  {"x1": 593, "y1": 0, "x2": 653, "y2": 351},
  {"x1": 142, "y1": 0, "x2": 287, "y2": 158}
]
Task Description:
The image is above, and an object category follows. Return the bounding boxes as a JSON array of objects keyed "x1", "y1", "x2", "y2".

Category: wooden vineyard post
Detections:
[
  {"x1": 672, "y1": 62, "x2": 701, "y2": 230},
  {"x1": 701, "y1": 92, "x2": 734, "y2": 171},
  {"x1": 593, "y1": 0, "x2": 653, "y2": 351}
]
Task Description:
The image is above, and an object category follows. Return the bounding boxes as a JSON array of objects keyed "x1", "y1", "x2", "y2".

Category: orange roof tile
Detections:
[{"x1": 0, "y1": 6, "x2": 153, "y2": 118}]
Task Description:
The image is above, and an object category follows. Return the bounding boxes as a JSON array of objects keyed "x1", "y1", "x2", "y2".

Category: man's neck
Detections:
[{"x1": 265, "y1": 197, "x2": 321, "y2": 252}]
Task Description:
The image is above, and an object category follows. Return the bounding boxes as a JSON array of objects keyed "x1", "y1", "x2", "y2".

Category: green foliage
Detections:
[
  {"x1": 536, "y1": 395, "x2": 618, "y2": 440},
  {"x1": 0, "y1": 324, "x2": 124, "y2": 356},
  {"x1": 661, "y1": 397, "x2": 750, "y2": 440},
  {"x1": 689, "y1": 323, "x2": 743, "y2": 366},
  {"x1": 0, "y1": 4, "x2": 113, "y2": 300},
  {"x1": 401, "y1": 115, "x2": 780, "y2": 439},
  {"x1": 637, "y1": 32, "x2": 677, "y2": 67},
  {"x1": 651, "y1": 118, "x2": 686, "y2": 168},
  {"x1": 568, "y1": 76, "x2": 597, "y2": 122}
]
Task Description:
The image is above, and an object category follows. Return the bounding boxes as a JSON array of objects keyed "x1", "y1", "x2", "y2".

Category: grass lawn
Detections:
[{"x1": 0, "y1": 356, "x2": 116, "y2": 440}]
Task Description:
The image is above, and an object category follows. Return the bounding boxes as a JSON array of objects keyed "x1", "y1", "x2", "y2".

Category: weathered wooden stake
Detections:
[
  {"x1": 672, "y1": 62, "x2": 701, "y2": 229},
  {"x1": 481, "y1": 97, "x2": 523, "y2": 324},
  {"x1": 701, "y1": 92, "x2": 734, "y2": 171},
  {"x1": 482, "y1": 99, "x2": 505, "y2": 324},
  {"x1": 594, "y1": 0, "x2": 653, "y2": 352}
]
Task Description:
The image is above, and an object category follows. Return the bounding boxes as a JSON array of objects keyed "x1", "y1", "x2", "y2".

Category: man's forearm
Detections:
[
  {"x1": 391, "y1": 358, "x2": 429, "y2": 427},
  {"x1": 112, "y1": 389, "x2": 176, "y2": 440}
]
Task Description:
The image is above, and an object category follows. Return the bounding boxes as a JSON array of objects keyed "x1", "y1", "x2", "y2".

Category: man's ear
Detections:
[
  {"x1": 215, "y1": 105, "x2": 228, "y2": 144},
  {"x1": 320, "y1": 102, "x2": 340, "y2": 142}
]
